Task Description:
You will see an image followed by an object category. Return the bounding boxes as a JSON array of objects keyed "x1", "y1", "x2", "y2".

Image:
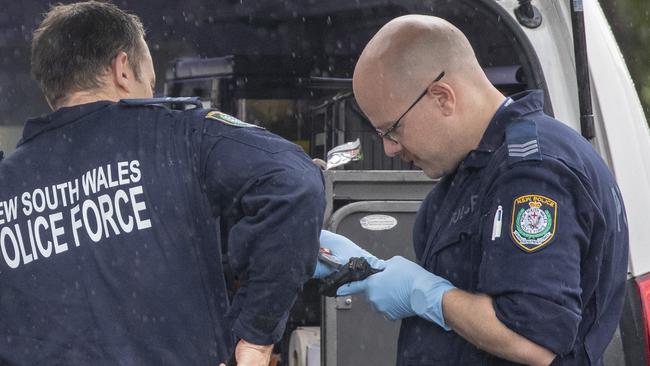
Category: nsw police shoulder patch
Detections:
[
  {"x1": 510, "y1": 194, "x2": 557, "y2": 253},
  {"x1": 205, "y1": 111, "x2": 262, "y2": 128}
]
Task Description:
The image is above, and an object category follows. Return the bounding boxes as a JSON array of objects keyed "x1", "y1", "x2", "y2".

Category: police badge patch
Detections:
[
  {"x1": 510, "y1": 194, "x2": 557, "y2": 252},
  {"x1": 205, "y1": 111, "x2": 261, "y2": 128}
]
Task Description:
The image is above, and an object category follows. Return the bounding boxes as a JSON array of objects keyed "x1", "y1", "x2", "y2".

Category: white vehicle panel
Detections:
[{"x1": 585, "y1": 0, "x2": 650, "y2": 277}]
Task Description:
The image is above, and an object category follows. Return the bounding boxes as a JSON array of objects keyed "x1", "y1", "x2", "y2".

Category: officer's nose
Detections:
[{"x1": 383, "y1": 138, "x2": 402, "y2": 157}]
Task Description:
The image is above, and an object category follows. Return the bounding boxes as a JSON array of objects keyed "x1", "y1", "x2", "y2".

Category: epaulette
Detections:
[
  {"x1": 119, "y1": 97, "x2": 203, "y2": 109},
  {"x1": 505, "y1": 119, "x2": 542, "y2": 165},
  {"x1": 205, "y1": 110, "x2": 263, "y2": 129}
]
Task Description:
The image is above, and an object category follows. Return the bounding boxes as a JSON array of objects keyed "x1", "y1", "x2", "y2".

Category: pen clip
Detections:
[{"x1": 491, "y1": 205, "x2": 503, "y2": 241}]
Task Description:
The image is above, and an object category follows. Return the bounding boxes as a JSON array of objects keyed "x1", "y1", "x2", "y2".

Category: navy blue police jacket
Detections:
[
  {"x1": 0, "y1": 98, "x2": 325, "y2": 365},
  {"x1": 397, "y1": 90, "x2": 629, "y2": 365}
]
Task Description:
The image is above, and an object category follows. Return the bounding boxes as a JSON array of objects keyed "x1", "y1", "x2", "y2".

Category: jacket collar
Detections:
[
  {"x1": 18, "y1": 100, "x2": 114, "y2": 147},
  {"x1": 461, "y1": 90, "x2": 544, "y2": 169}
]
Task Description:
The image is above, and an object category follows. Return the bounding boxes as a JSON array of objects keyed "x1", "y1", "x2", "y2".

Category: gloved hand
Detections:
[
  {"x1": 313, "y1": 230, "x2": 384, "y2": 279},
  {"x1": 337, "y1": 256, "x2": 455, "y2": 330},
  {"x1": 219, "y1": 339, "x2": 273, "y2": 366}
]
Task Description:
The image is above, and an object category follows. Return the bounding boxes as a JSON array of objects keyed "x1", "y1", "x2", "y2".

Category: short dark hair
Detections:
[{"x1": 31, "y1": 1, "x2": 146, "y2": 106}]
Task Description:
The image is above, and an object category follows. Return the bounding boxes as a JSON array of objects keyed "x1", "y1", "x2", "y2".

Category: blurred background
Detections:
[{"x1": 0, "y1": 0, "x2": 648, "y2": 139}]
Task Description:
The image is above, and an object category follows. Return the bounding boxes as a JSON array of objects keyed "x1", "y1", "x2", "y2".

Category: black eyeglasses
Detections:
[{"x1": 376, "y1": 71, "x2": 445, "y2": 143}]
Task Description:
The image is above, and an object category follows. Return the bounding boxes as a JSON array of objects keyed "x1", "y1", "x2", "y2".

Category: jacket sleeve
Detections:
[
  {"x1": 477, "y1": 157, "x2": 597, "y2": 356},
  {"x1": 197, "y1": 120, "x2": 325, "y2": 344}
]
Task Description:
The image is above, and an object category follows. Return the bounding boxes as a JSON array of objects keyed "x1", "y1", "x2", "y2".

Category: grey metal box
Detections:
[{"x1": 321, "y1": 171, "x2": 436, "y2": 366}]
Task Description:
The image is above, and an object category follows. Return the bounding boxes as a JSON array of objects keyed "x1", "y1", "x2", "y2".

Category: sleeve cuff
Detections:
[
  {"x1": 232, "y1": 310, "x2": 290, "y2": 345},
  {"x1": 493, "y1": 294, "x2": 581, "y2": 355}
]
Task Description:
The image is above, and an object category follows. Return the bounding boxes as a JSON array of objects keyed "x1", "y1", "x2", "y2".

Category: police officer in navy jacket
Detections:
[
  {"x1": 0, "y1": 2, "x2": 324, "y2": 365},
  {"x1": 316, "y1": 15, "x2": 628, "y2": 365}
]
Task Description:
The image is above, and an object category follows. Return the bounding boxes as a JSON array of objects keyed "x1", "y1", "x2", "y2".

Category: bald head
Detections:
[
  {"x1": 353, "y1": 15, "x2": 505, "y2": 178},
  {"x1": 353, "y1": 15, "x2": 488, "y2": 122}
]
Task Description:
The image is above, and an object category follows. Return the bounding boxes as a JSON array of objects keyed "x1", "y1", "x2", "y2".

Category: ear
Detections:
[
  {"x1": 111, "y1": 51, "x2": 131, "y2": 94},
  {"x1": 429, "y1": 82, "x2": 456, "y2": 116}
]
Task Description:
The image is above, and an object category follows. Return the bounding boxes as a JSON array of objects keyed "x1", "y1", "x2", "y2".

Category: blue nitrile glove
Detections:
[
  {"x1": 313, "y1": 230, "x2": 385, "y2": 279},
  {"x1": 337, "y1": 255, "x2": 455, "y2": 330}
]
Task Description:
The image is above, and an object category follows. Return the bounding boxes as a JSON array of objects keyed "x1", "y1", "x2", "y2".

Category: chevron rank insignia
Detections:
[
  {"x1": 206, "y1": 111, "x2": 261, "y2": 128},
  {"x1": 510, "y1": 194, "x2": 557, "y2": 253},
  {"x1": 505, "y1": 119, "x2": 541, "y2": 165}
]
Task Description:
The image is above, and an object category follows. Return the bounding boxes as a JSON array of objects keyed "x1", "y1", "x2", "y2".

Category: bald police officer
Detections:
[
  {"x1": 0, "y1": 2, "x2": 324, "y2": 365},
  {"x1": 316, "y1": 15, "x2": 629, "y2": 365}
]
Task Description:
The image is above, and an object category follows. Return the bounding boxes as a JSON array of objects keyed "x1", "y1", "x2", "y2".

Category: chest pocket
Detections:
[
  {"x1": 426, "y1": 212, "x2": 483, "y2": 292},
  {"x1": 420, "y1": 164, "x2": 496, "y2": 291}
]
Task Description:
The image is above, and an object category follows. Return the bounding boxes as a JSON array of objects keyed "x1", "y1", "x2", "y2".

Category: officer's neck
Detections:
[
  {"x1": 52, "y1": 88, "x2": 120, "y2": 111},
  {"x1": 472, "y1": 87, "x2": 507, "y2": 144}
]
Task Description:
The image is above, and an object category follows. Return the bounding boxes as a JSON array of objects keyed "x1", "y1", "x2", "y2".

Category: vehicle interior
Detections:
[{"x1": 165, "y1": 0, "x2": 548, "y2": 171}]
